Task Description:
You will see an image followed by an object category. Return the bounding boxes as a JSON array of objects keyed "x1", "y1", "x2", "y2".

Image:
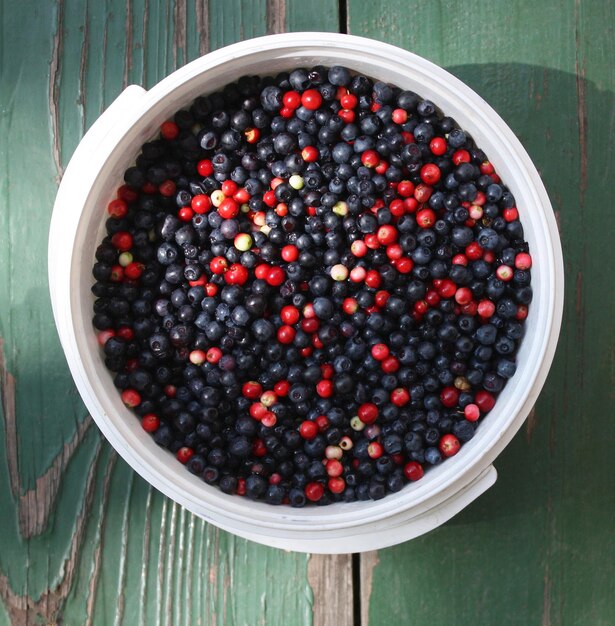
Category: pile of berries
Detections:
[{"x1": 91, "y1": 66, "x2": 532, "y2": 506}]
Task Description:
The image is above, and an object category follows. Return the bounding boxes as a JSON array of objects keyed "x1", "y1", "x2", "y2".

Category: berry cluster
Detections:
[{"x1": 92, "y1": 66, "x2": 532, "y2": 506}]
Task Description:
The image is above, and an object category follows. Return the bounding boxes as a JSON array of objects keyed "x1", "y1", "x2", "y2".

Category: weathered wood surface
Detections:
[{"x1": 1, "y1": 0, "x2": 614, "y2": 624}]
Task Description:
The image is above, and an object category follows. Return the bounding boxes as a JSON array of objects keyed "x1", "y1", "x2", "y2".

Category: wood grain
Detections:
[{"x1": 307, "y1": 554, "x2": 353, "y2": 626}]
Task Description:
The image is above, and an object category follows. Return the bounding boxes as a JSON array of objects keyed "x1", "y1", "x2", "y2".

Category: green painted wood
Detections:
[
  {"x1": 0, "y1": 0, "x2": 339, "y2": 624},
  {"x1": 348, "y1": 1, "x2": 615, "y2": 624}
]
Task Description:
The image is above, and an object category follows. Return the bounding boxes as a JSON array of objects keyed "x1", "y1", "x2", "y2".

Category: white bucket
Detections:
[{"x1": 48, "y1": 33, "x2": 564, "y2": 553}]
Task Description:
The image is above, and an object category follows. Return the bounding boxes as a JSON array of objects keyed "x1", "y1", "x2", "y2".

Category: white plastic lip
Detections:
[{"x1": 49, "y1": 33, "x2": 564, "y2": 544}]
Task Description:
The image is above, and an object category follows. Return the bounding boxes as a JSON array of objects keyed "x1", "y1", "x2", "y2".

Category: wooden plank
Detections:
[
  {"x1": 0, "y1": 0, "x2": 340, "y2": 624},
  {"x1": 348, "y1": 0, "x2": 615, "y2": 624},
  {"x1": 307, "y1": 555, "x2": 354, "y2": 626}
]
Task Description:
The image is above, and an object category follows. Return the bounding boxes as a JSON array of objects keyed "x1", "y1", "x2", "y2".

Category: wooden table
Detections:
[{"x1": 1, "y1": 1, "x2": 613, "y2": 623}]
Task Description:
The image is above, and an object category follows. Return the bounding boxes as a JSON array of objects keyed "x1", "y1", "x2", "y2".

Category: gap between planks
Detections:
[{"x1": 307, "y1": 550, "x2": 378, "y2": 626}]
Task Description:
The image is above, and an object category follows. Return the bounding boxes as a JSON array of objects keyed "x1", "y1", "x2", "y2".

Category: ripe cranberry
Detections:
[
  {"x1": 225, "y1": 264, "x2": 249, "y2": 285},
  {"x1": 328, "y1": 478, "x2": 345, "y2": 494},
  {"x1": 404, "y1": 461, "x2": 424, "y2": 481},
  {"x1": 340, "y1": 93, "x2": 358, "y2": 109},
  {"x1": 391, "y1": 108, "x2": 408, "y2": 124},
  {"x1": 440, "y1": 386, "x2": 460, "y2": 408},
  {"x1": 377, "y1": 224, "x2": 397, "y2": 245},
  {"x1": 274, "y1": 380, "x2": 290, "y2": 396},
  {"x1": 439, "y1": 434, "x2": 460, "y2": 457},
  {"x1": 358, "y1": 403, "x2": 378, "y2": 425},
  {"x1": 266, "y1": 266, "x2": 285, "y2": 286},
  {"x1": 381, "y1": 356, "x2": 399, "y2": 373},
  {"x1": 277, "y1": 325, "x2": 296, "y2": 344},
  {"x1": 503, "y1": 207, "x2": 519, "y2": 222},
  {"x1": 242, "y1": 381, "x2": 263, "y2": 399},
  {"x1": 206, "y1": 347, "x2": 223, "y2": 364},
  {"x1": 455, "y1": 287, "x2": 473, "y2": 305},
  {"x1": 283, "y1": 90, "x2": 301, "y2": 109},
  {"x1": 160, "y1": 120, "x2": 179, "y2": 140},
  {"x1": 391, "y1": 388, "x2": 410, "y2": 406},
  {"x1": 453, "y1": 149, "x2": 471, "y2": 165},
  {"x1": 301, "y1": 146, "x2": 318, "y2": 162},
  {"x1": 475, "y1": 390, "x2": 496, "y2": 412},
  {"x1": 197, "y1": 159, "x2": 213, "y2": 176},
  {"x1": 210, "y1": 257, "x2": 228, "y2": 274},
  {"x1": 397, "y1": 180, "x2": 415, "y2": 197},
  {"x1": 280, "y1": 305, "x2": 300, "y2": 324},
  {"x1": 218, "y1": 198, "x2": 239, "y2": 219},
  {"x1": 429, "y1": 137, "x2": 447, "y2": 155},
  {"x1": 178, "y1": 207, "x2": 194, "y2": 222},
  {"x1": 121, "y1": 389, "x2": 141, "y2": 407},
  {"x1": 281, "y1": 244, "x2": 299, "y2": 262},
  {"x1": 305, "y1": 482, "x2": 325, "y2": 502},
  {"x1": 416, "y1": 208, "x2": 436, "y2": 228},
  {"x1": 325, "y1": 459, "x2": 343, "y2": 477},
  {"x1": 478, "y1": 300, "x2": 496, "y2": 318},
  {"x1": 496, "y1": 265, "x2": 514, "y2": 281},
  {"x1": 176, "y1": 447, "x2": 194, "y2": 464},
  {"x1": 107, "y1": 198, "x2": 128, "y2": 218},
  {"x1": 299, "y1": 420, "x2": 318, "y2": 439},
  {"x1": 342, "y1": 297, "x2": 359, "y2": 314},
  {"x1": 367, "y1": 442, "x2": 383, "y2": 459},
  {"x1": 141, "y1": 414, "x2": 160, "y2": 433},
  {"x1": 365, "y1": 270, "x2": 381, "y2": 289},
  {"x1": 420, "y1": 163, "x2": 441, "y2": 185},
  {"x1": 301, "y1": 89, "x2": 322, "y2": 110},
  {"x1": 361, "y1": 150, "x2": 380, "y2": 168},
  {"x1": 316, "y1": 379, "x2": 334, "y2": 398},
  {"x1": 371, "y1": 343, "x2": 390, "y2": 361},
  {"x1": 464, "y1": 404, "x2": 480, "y2": 422},
  {"x1": 515, "y1": 253, "x2": 532, "y2": 270},
  {"x1": 111, "y1": 231, "x2": 132, "y2": 251}
]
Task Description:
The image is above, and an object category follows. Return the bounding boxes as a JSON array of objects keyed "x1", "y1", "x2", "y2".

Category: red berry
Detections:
[
  {"x1": 159, "y1": 179, "x2": 176, "y2": 197},
  {"x1": 455, "y1": 287, "x2": 473, "y2": 305},
  {"x1": 453, "y1": 149, "x2": 471, "y2": 165},
  {"x1": 274, "y1": 380, "x2": 290, "y2": 396},
  {"x1": 117, "y1": 185, "x2": 139, "y2": 203},
  {"x1": 496, "y1": 265, "x2": 514, "y2": 281},
  {"x1": 281, "y1": 244, "x2": 299, "y2": 262},
  {"x1": 141, "y1": 414, "x2": 160, "y2": 433},
  {"x1": 404, "y1": 461, "x2": 424, "y2": 481},
  {"x1": 305, "y1": 482, "x2": 325, "y2": 502},
  {"x1": 395, "y1": 257, "x2": 413, "y2": 273},
  {"x1": 437, "y1": 279, "x2": 457, "y2": 298},
  {"x1": 416, "y1": 208, "x2": 436, "y2": 228},
  {"x1": 218, "y1": 197, "x2": 239, "y2": 219},
  {"x1": 361, "y1": 150, "x2": 380, "y2": 168},
  {"x1": 338, "y1": 108, "x2": 355, "y2": 123},
  {"x1": 326, "y1": 459, "x2": 343, "y2": 477},
  {"x1": 221, "y1": 180, "x2": 238, "y2": 196},
  {"x1": 464, "y1": 404, "x2": 480, "y2": 422},
  {"x1": 503, "y1": 207, "x2": 519, "y2": 222},
  {"x1": 299, "y1": 421, "x2": 318, "y2": 440},
  {"x1": 414, "y1": 183, "x2": 432, "y2": 203},
  {"x1": 386, "y1": 243, "x2": 403, "y2": 260},
  {"x1": 266, "y1": 266, "x2": 285, "y2": 287},
  {"x1": 176, "y1": 447, "x2": 194, "y2": 464},
  {"x1": 316, "y1": 379, "x2": 333, "y2": 398},
  {"x1": 124, "y1": 261, "x2": 144, "y2": 280},
  {"x1": 225, "y1": 263, "x2": 249, "y2": 285},
  {"x1": 301, "y1": 146, "x2": 318, "y2": 162},
  {"x1": 515, "y1": 253, "x2": 532, "y2": 270},
  {"x1": 429, "y1": 137, "x2": 447, "y2": 155},
  {"x1": 358, "y1": 403, "x2": 378, "y2": 425},
  {"x1": 365, "y1": 270, "x2": 381, "y2": 289},
  {"x1": 342, "y1": 297, "x2": 359, "y2": 314},
  {"x1": 210, "y1": 256, "x2": 228, "y2": 274},
  {"x1": 252, "y1": 439, "x2": 267, "y2": 456},
  {"x1": 160, "y1": 120, "x2": 179, "y2": 140},
  {"x1": 277, "y1": 325, "x2": 296, "y2": 344},
  {"x1": 397, "y1": 180, "x2": 415, "y2": 197},
  {"x1": 374, "y1": 290, "x2": 390, "y2": 308},
  {"x1": 340, "y1": 93, "x2": 358, "y2": 109},
  {"x1": 328, "y1": 477, "x2": 346, "y2": 494},
  {"x1": 206, "y1": 347, "x2": 223, "y2": 364},
  {"x1": 440, "y1": 386, "x2": 460, "y2": 408},
  {"x1": 111, "y1": 231, "x2": 132, "y2": 251},
  {"x1": 250, "y1": 402, "x2": 267, "y2": 420},
  {"x1": 478, "y1": 300, "x2": 496, "y2": 318},
  {"x1": 261, "y1": 412, "x2": 277, "y2": 428},
  {"x1": 242, "y1": 381, "x2": 263, "y2": 399},
  {"x1": 367, "y1": 442, "x2": 383, "y2": 459},
  {"x1": 178, "y1": 207, "x2": 194, "y2": 222},
  {"x1": 390, "y1": 388, "x2": 410, "y2": 406},
  {"x1": 371, "y1": 343, "x2": 390, "y2": 361},
  {"x1": 280, "y1": 305, "x2": 300, "y2": 324},
  {"x1": 381, "y1": 356, "x2": 399, "y2": 374},
  {"x1": 107, "y1": 198, "x2": 128, "y2": 218},
  {"x1": 301, "y1": 89, "x2": 322, "y2": 110},
  {"x1": 283, "y1": 90, "x2": 301, "y2": 109},
  {"x1": 439, "y1": 434, "x2": 460, "y2": 457},
  {"x1": 377, "y1": 224, "x2": 397, "y2": 245},
  {"x1": 420, "y1": 163, "x2": 441, "y2": 185},
  {"x1": 121, "y1": 389, "x2": 141, "y2": 408},
  {"x1": 475, "y1": 390, "x2": 496, "y2": 412},
  {"x1": 197, "y1": 159, "x2": 214, "y2": 176},
  {"x1": 392, "y1": 108, "x2": 408, "y2": 124}
]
